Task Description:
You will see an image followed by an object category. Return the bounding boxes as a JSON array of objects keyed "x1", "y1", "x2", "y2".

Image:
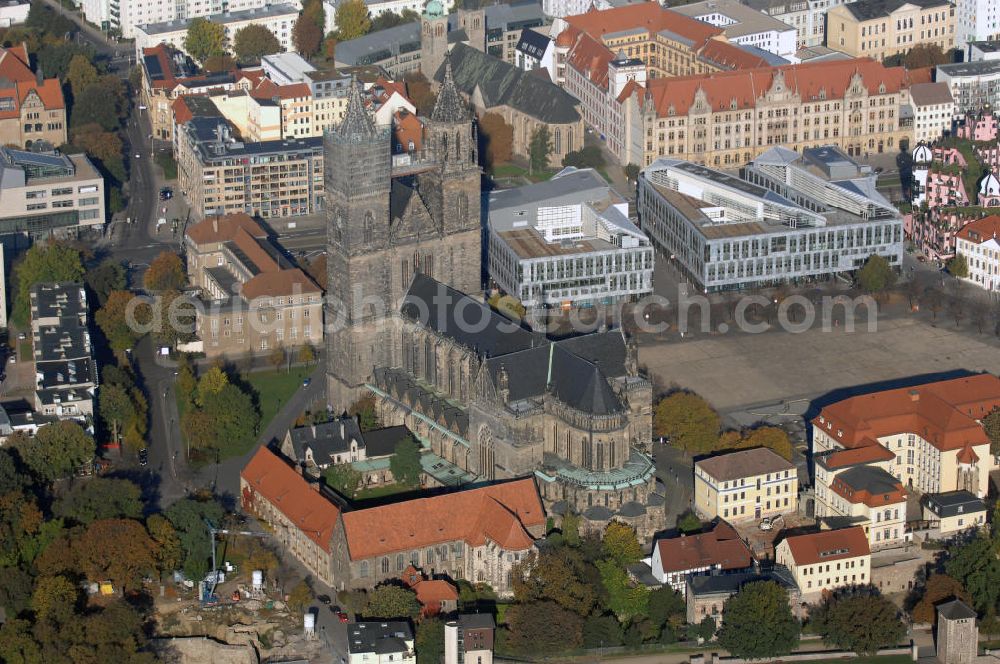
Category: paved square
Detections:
[{"x1": 638, "y1": 316, "x2": 1000, "y2": 413}]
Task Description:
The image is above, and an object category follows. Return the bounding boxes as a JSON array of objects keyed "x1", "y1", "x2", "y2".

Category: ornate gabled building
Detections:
[{"x1": 325, "y1": 60, "x2": 661, "y2": 539}]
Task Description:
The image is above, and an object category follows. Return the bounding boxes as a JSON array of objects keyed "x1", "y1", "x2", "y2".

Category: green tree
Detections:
[
  {"x1": 561, "y1": 145, "x2": 604, "y2": 169},
  {"x1": 298, "y1": 343, "x2": 316, "y2": 364},
  {"x1": 504, "y1": 601, "x2": 584, "y2": 654},
  {"x1": 31, "y1": 575, "x2": 78, "y2": 623},
  {"x1": 71, "y1": 77, "x2": 124, "y2": 131},
  {"x1": 200, "y1": 383, "x2": 260, "y2": 453},
  {"x1": 66, "y1": 54, "x2": 98, "y2": 98},
  {"x1": 676, "y1": 510, "x2": 702, "y2": 534},
  {"x1": 478, "y1": 112, "x2": 514, "y2": 169},
  {"x1": 53, "y1": 477, "x2": 143, "y2": 525},
  {"x1": 287, "y1": 578, "x2": 313, "y2": 612},
  {"x1": 146, "y1": 513, "x2": 183, "y2": 574},
  {"x1": 561, "y1": 511, "x2": 581, "y2": 546},
  {"x1": 602, "y1": 521, "x2": 642, "y2": 566},
  {"x1": 984, "y1": 407, "x2": 1000, "y2": 457},
  {"x1": 911, "y1": 573, "x2": 971, "y2": 625},
  {"x1": 625, "y1": 163, "x2": 640, "y2": 182},
  {"x1": 293, "y1": 13, "x2": 323, "y2": 56},
  {"x1": 232, "y1": 24, "x2": 282, "y2": 64},
  {"x1": 144, "y1": 251, "x2": 186, "y2": 291},
  {"x1": 12, "y1": 422, "x2": 95, "y2": 482},
  {"x1": 687, "y1": 617, "x2": 717, "y2": 642},
  {"x1": 947, "y1": 254, "x2": 970, "y2": 279},
  {"x1": 811, "y1": 590, "x2": 906, "y2": 655},
  {"x1": 325, "y1": 462, "x2": 363, "y2": 497},
  {"x1": 269, "y1": 346, "x2": 286, "y2": 372},
  {"x1": 364, "y1": 583, "x2": 421, "y2": 620},
  {"x1": 583, "y1": 612, "x2": 624, "y2": 648},
  {"x1": 528, "y1": 125, "x2": 553, "y2": 175},
  {"x1": 857, "y1": 254, "x2": 897, "y2": 297},
  {"x1": 99, "y1": 381, "x2": 137, "y2": 445},
  {"x1": 717, "y1": 581, "x2": 799, "y2": 659},
  {"x1": 184, "y1": 17, "x2": 226, "y2": 63},
  {"x1": 725, "y1": 425, "x2": 793, "y2": 460},
  {"x1": 12, "y1": 242, "x2": 84, "y2": 327},
  {"x1": 85, "y1": 259, "x2": 126, "y2": 305},
  {"x1": 646, "y1": 586, "x2": 686, "y2": 630},
  {"x1": 95, "y1": 290, "x2": 148, "y2": 354},
  {"x1": 73, "y1": 518, "x2": 159, "y2": 591},
  {"x1": 390, "y1": 436, "x2": 423, "y2": 487},
  {"x1": 0, "y1": 566, "x2": 34, "y2": 617},
  {"x1": 349, "y1": 394, "x2": 380, "y2": 431},
  {"x1": 416, "y1": 617, "x2": 445, "y2": 664},
  {"x1": 945, "y1": 532, "x2": 1000, "y2": 615},
  {"x1": 0, "y1": 618, "x2": 43, "y2": 663},
  {"x1": 597, "y1": 559, "x2": 649, "y2": 621},
  {"x1": 164, "y1": 497, "x2": 225, "y2": 579},
  {"x1": 371, "y1": 8, "x2": 419, "y2": 30},
  {"x1": 513, "y1": 547, "x2": 596, "y2": 616},
  {"x1": 196, "y1": 366, "x2": 229, "y2": 406},
  {"x1": 335, "y1": 0, "x2": 371, "y2": 40},
  {"x1": 653, "y1": 391, "x2": 720, "y2": 454}
]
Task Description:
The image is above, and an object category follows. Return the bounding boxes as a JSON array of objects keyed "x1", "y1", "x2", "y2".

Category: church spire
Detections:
[
  {"x1": 336, "y1": 80, "x2": 377, "y2": 140},
  {"x1": 431, "y1": 57, "x2": 468, "y2": 124}
]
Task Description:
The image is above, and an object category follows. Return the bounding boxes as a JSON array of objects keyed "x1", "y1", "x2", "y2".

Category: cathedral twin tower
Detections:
[{"x1": 324, "y1": 64, "x2": 483, "y2": 408}]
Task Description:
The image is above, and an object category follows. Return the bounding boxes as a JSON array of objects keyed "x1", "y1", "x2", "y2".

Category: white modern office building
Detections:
[
  {"x1": 134, "y1": 4, "x2": 298, "y2": 56},
  {"x1": 97, "y1": 0, "x2": 301, "y2": 40},
  {"x1": 636, "y1": 146, "x2": 903, "y2": 291},
  {"x1": 669, "y1": 0, "x2": 797, "y2": 59},
  {"x1": 743, "y1": 0, "x2": 848, "y2": 48},
  {"x1": 487, "y1": 167, "x2": 654, "y2": 309}
]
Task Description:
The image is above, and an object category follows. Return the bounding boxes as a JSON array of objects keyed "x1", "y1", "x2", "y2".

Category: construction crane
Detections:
[{"x1": 203, "y1": 518, "x2": 269, "y2": 603}]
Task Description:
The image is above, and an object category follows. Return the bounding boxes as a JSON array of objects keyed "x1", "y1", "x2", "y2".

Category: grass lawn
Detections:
[
  {"x1": 155, "y1": 152, "x2": 178, "y2": 180},
  {"x1": 803, "y1": 655, "x2": 912, "y2": 664},
  {"x1": 18, "y1": 340, "x2": 32, "y2": 362},
  {"x1": 490, "y1": 163, "x2": 557, "y2": 182},
  {"x1": 246, "y1": 365, "x2": 314, "y2": 431},
  {"x1": 354, "y1": 483, "x2": 412, "y2": 501}
]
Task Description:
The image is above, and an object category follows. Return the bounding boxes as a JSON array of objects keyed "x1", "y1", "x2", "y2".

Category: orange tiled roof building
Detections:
[
  {"x1": 0, "y1": 44, "x2": 67, "y2": 149},
  {"x1": 812, "y1": 375, "x2": 1000, "y2": 511},
  {"x1": 240, "y1": 445, "x2": 545, "y2": 594}
]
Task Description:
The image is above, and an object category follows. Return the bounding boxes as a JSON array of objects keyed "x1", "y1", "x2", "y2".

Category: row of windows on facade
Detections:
[
  {"x1": 722, "y1": 496, "x2": 790, "y2": 518},
  {"x1": 358, "y1": 545, "x2": 523, "y2": 577},
  {"x1": 805, "y1": 572, "x2": 865, "y2": 588},
  {"x1": 722, "y1": 483, "x2": 793, "y2": 503}
]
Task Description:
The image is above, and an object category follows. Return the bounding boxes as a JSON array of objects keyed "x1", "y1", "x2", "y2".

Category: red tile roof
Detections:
[
  {"x1": 642, "y1": 58, "x2": 909, "y2": 118},
  {"x1": 814, "y1": 375, "x2": 1000, "y2": 453},
  {"x1": 187, "y1": 212, "x2": 267, "y2": 245},
  {"x1": 957, "y1": 445, "x2": 980, "y2": 464},
  {"x1": 816, "y1": 445, "x2": 896, "y2": 470},
  {"x1": 564, "y1": 3, "x2": 722, "y2": 51},
  {"x1": 393, "y1": 110, "x2": 423, "y2": 152},
  {"x1": 696, "y1": 447, "x2": 793, "y2": 482},
  {"x1": 412, "y1": 579, "x2": 459, "y2": 604},
  {"x1": 241, "y1": 446, "x2": 340, "y2": 552},
  {"x1": 782, "y1": 526, "x2": 870, "y2": 566},
  {"x1": 654, "y1": 521, "x2": 753, "y2": 575},
  {"x1": 956, "y1": 215, "x2": 1000, "y2": 245},
  {"x1": 0, "y1": 79, "x2": 66, "y2": 120},
  {"x1": 0, "y1": 44, "x2": 33, "y2": 83},
  {"x1": 830, "y1": 467, "x2": 906, "y2": 507},
  {"x1": 276, "y1": 82, "x2": 311, "y2": 100},
  {"x1": 242, "y1": 267, "x2": 321, "y2": 299},
  {"x1": 341, "y1": 478, "x2": 544, "y2": 560}
]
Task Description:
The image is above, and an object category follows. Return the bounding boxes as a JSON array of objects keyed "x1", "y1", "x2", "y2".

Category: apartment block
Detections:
[
  {"x1": 487, "y1": 167, "x2": 653, "y2": 309},
  {"x1": 0, "y1": 148, "x2": 105, "y2": 238},
  {"x1": 826, "y1": 0, "x2": 955, "y2": 61},
  {"x1": 0, "y1": 44, "x2": 66, "y2": 149},
  {"x1": 185, "y1": 213, "x2": 323, "y2": 357},
  {"x1": 954, "y1": 215, "x2": 1000, "y2": 292},
  {"x1": 819, "y1": 462, "x2": 907, "y2": 548},
  {"x1": 176, "y1": 118, "x2": 324, "y2": 220},
  {"x1": 29, "y1": 283, "x2": 96, "y2": 422},
  {"x1": 920, "y1": 491, "x2": 987, "y2": 536},
  {"x1": 775, "y1": 527, "x2": 871, "y2": 599},
  {"x1": 908, "y1": 81, "x2": 955, "y2": 143},
  {"x1": 812, "y1": 375, "x2": 1000, "y2": 498},
  {"x1": 957, "y1": 0, "x2": 1000, "y2": 44},
  {"x1": 670, "y1": 0, "x2": 798, "y2": 59},
  {"x1": 133, "y1": 4, "x2": 298, "y2": 58},
  {"x1": 744, "y1": 0, "x2": 849, "y2": 49},
  {"x1": 99, "y1": 0, "x2": 300, "y2": 40},
  {"x1": 694, "y1": 447, "x2": 797, "y2": 522},
  {"x1": 937, "y1": 60, "x2": 1000, "y2": 115},
  {"x1": 636, "y1": 146, "x2": 903, "y2": 292}
]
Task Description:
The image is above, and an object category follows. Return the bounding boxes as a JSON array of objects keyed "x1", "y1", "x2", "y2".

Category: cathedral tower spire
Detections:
[{"x1": 431, "y1": 59, "x2": 468, "y2": 124}]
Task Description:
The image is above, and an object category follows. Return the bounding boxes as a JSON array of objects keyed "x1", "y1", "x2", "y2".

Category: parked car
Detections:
[
  {"x1": 336, "y1": 611, "x2": 349, "y2": 623},
  {"x1": 303, "y1": 377, "x2": 311, "y2": 387},
  {"x1": 138, "y1": 448, "x2": 148, "y2": 466},
  {"x1": 317, "y1": 595, "x2": 331, "y2": 605}
]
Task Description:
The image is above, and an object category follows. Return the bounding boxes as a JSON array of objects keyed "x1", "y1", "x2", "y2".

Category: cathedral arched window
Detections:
[
  {"x1": 363, "y1": 210, "x2": 374, "y2": 243},
  {"x1": 442, "y1": 133, "x2": 448, "y2": 157},
  {"x1": 381, "y1": 557, "x2": 389, "y2": 573},
  {"x1": 554, "y1": 128, "x2": 561, "y2": 154},
  {"x1": 455, "y1": 130, "x2": 462, "y2": 160},
  {"x1": 435, "y1": 24, "x2": 444, "y2": 37},
  {"x1": 567, "y1": 129, "x2": 574, "y2": 153},
  {"x1": 457, "y1": 193, "x2": 469, "y2": 224}
]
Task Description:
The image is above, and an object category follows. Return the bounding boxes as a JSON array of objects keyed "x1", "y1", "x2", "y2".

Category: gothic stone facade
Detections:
[{"x1": 325, "y1": 67, "x2": 482, "y2": 410}]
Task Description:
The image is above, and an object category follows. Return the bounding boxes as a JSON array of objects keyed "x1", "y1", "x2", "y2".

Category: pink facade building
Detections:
[
  {"x1": 955, "y1": 112, "x2": 998, "y2": 142},
  {"x1": 924, "y1": 170, "x2": 969, "y2": 208},
  {"x1": 932, "y1": 147, "x2": 967, "y2": 168},
  {"x1": 908, "y1": 209, "x2": 983, "y2": 260}
]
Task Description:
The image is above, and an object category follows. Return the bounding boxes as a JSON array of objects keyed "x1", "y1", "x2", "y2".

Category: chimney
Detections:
[
  {"x1": 909, "y1": 389, "x2": 920, "y2": 402},
  {"x1": 212, "y1": 217, "x2": 218, "y2": 233}
]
